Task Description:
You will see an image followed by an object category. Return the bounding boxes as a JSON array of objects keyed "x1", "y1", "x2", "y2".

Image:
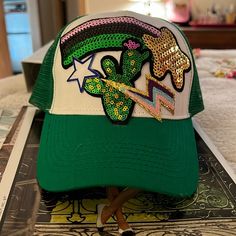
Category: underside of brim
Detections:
[{"x1": 37, "y1": 113, "x2": 199, "y2": 197}]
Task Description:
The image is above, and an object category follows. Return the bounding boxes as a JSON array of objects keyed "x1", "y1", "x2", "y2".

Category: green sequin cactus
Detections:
[{"x1": 84, "y1": 40, "x2": 149, "y2": 123}]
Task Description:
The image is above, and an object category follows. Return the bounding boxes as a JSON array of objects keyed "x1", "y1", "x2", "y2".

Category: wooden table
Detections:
[{"x1": 182, "y1": 26, "x2": 236, "y2": 49}]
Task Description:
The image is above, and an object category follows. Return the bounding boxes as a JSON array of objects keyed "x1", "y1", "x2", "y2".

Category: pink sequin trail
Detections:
[{"x1": 61, "y1": 16, "x2": 161, "y2": 43}]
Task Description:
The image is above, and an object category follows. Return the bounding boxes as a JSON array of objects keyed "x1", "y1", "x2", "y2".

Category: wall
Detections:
[
  {"x1": 85, "y1": 0, "x2": 236, "y2": 20},
  {"x1": 191, "y1": 0, "x2": 236, "y2": 20},
  {"x1": 0, "y1": 0, "x2": 12, "y2": 77},
  {"x1": 37, "y1": 0, "x2": 65, "y2": 45},
  {"x1": 85, "y1": 0, "x2": 167, "y2": 18}
]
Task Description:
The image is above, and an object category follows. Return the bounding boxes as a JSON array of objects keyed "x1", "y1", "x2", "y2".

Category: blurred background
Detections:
[{"x1": 0, "y1": 0, "x2": 235, "y2": 78}]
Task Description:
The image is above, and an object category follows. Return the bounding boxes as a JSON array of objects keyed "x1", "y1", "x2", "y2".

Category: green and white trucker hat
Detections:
[{"x1": 30, "y1": 11, "x2": 204, "y2": 197}]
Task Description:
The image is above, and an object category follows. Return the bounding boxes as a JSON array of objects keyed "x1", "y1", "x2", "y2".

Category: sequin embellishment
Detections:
[
  {"x1": 84, "y1": 40, "x2": 150, "y2": 123},
  {"x1": 60, "y1": 16, "x2": 160, "y2": 68},
  {"x1": 102, "y1": 74, "x2": 175, "y2": 121},
  {"x1": 143, "y1": 27, "x2": 191, "y2": 92}
]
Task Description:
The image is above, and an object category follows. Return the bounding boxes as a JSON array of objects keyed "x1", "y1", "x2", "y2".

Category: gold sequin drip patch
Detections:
[{"x1": 143, "y1": 28, "x2": 191, "y2": 91}]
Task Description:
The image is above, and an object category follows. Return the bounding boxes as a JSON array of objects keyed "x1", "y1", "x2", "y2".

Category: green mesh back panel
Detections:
[
  {"x1": 29, "y1": 27, "x2": 66, "y2": 111},
  {"x1": 175, "y1": 24, "x2": 204, "y2": 116},
  {"x1": 189, "y1": 61, "x2": 204, "y2": 116}
]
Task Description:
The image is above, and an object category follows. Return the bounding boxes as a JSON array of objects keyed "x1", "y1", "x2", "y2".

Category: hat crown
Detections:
[
  {"x1": 29, "y1": 11, "x2": 204, "y2": 196},
  {"x1": 31, "y1": 11, "x2": 203, "y2": 123}
]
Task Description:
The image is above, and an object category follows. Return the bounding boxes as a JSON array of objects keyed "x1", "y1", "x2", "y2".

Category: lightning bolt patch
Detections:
[{"x1": 102, "y1": 75, "x2": 175, "y2": 121}]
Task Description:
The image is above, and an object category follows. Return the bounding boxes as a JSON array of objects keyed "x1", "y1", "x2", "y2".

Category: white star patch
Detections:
[{"x1": 67, "y1": 54, "x2": 100, "y2": 92}]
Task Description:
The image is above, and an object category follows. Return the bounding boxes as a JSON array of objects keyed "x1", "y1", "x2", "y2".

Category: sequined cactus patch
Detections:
[
  {"x1": 84, "y1": 39, "x2": 150, "y2": 123},
  {"x1": 143, "y1": 27, "x2": 191, "y2": 92}
]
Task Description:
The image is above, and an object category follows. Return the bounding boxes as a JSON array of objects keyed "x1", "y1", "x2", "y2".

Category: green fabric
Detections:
[
  {"x1": 29, "y1": 26, "x2": 67, "y2": 111},
  {"x1": 189, "y1": 61, "x2": 204, "y2": 116},
  {"x1": 29, "y1": 16, "x2": 83, "y2": 110},
  {"x1": 174, "y1": 24, "x2": 204, "y2": 116},
  {"x1": 37, "y1": 114, "x2": 199, "y2": 197}
]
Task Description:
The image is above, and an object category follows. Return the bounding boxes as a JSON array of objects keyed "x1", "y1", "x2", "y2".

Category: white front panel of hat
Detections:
[{"x1": 51, "y1": 11, "x2": 194, "y2": 120}]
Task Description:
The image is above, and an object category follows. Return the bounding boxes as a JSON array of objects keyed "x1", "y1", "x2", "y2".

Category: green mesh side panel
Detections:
[
  {"x1": 29, "y1": 27, "x2": 67, "y2": 111},
  {"x1": 189, "y1": 61, "x2": 204, "y2": 116},
  {"x1": 174, "y1": 24, "x2": 204, "y2": 116}
]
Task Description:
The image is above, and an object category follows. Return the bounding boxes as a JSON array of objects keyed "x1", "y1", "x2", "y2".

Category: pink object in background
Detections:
[{"x1": 166, "y1": 0, "x2": 191, "y2": 24}]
